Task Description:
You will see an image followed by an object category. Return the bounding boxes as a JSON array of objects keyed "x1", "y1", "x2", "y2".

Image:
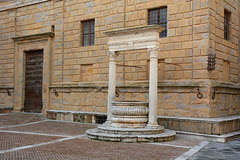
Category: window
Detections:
[
  {"x1": 148, "y1": 7, "x2": 167, "y2": 38},
  {"x1": 224, "y1": 10, "x2": 231, "y2": 40},
  {"x1": 82, "y1": 20, "x2": 95, "y2": 46}
]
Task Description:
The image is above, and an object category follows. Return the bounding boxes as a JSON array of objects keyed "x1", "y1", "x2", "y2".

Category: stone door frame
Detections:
[{"x1": 12, "y1": 32, "x2": 54, "y2": 113}]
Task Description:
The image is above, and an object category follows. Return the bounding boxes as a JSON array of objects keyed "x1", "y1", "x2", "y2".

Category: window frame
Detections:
[
  {"x1": 82, "y1": 19, "x2": 95, "y2": 46},
  {"x1": 148, "y1": 7, "x2": 168, "y2": 38}
]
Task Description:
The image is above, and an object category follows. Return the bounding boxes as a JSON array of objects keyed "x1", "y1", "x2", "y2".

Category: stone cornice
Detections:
[
  {"x1": 48, "y1": 81, "x2": 208, "y2": 89},
  {"x1": 211, "y1": 81, "x2": 240, "y2": 90},
  {"x1": 105, "y1": 25, "x2": 163, "y2": 52},
  {"x1": 0, "y1": 0, "x2": 55, "y2": 12},
  {"x1": 212, "y1": 84, "x2": 240, "y2": 90},
  {"x1": 48, "y1": 81, "x2": 240, "y2": 90},
  {"x1": 12, "y1": 32, "x2": 54, "y2": 42},
  {"x1": 104, "y1": 25, "x2": 164, "y2": 36}
]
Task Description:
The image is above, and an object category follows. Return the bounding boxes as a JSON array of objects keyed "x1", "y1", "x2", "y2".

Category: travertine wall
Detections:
[
  {"x1": 0, "y1": 0, "x2": 239, "y2": 118},
  {"x1": 209, "y1": 0, "x2": 239, "y2": 83},
  {"x1": 208, "y1": 0, "x2": 240, "y2": 117}
]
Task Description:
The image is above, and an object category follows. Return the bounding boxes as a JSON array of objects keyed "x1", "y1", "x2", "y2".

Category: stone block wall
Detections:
[
  {"x1": 209, "y1": 0, "x2": 239, "y2": 83},
  {"x1": 208, "y1": 0, "x2": 240, "y2": 117},
  {"x1": 0, "y1": 0, "x2": 239, "y2": 119},
  {"x1": 49, "y1": 86, "x2": 108, "y2": 113},
  {"x1": 0, "y1": 87, "x2": 13, "y2": 109}
]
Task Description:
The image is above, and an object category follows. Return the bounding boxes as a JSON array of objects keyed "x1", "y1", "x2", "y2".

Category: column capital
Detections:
[
  {"x1": 107, "y1": 51, "x2": 118, "y2": 61},
  {"x1": 147, "y1": 47, "x2": 159, "y2": 59}
]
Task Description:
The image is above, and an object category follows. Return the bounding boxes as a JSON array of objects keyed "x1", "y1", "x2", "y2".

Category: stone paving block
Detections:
[
  {"x1": 0, "y1": 132, "x2": 61, "y2": 151},
  {"x1": 0, "y1": 138, "x2": 188, "y2": 160},
  {"x1": 0, "y1": 113, "x2": 46, "y2": 128},
  {"x1": 189, "y1": 139, "x2": 240, "y2": 160}
]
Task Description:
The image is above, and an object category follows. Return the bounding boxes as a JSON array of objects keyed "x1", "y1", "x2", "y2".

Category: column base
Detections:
[{"x1": 146, "y1": 123, "x2": 162, "y2": 129}]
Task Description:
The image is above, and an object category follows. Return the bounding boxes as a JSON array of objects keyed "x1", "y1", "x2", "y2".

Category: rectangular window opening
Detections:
[
  {"x1": 148, "y1": 7, "x2": 167, "y2": 38},
  {"x1": 224, "y1": 10, "x2": 231, "y2": 40},
  {"x1": 82, "y1": 19, "x2": 95, "y2": 46}
]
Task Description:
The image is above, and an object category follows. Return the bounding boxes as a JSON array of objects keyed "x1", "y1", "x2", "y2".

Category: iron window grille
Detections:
[
  {"x1": 224, "y1": 10, "x2": 231, "y2": 40},
  {"x1": 82, "y1": 19, "x2": 95, "y2": 46},
  {"x1": 148, "y1": 7, "x2": 167, "y2": 38}
]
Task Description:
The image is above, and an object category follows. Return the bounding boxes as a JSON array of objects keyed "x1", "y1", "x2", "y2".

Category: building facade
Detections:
[{"x1": 0, "y1": 0, "x2": 240, "y2": 137}]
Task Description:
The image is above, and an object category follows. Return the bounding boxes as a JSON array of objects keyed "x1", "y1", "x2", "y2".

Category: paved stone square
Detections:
[
  {"x1": 0, "y1": 113, "x2": 239, "y2": 160},
  {"x1": 189, "y1": 139, "x2": 240, "y2": 160}
]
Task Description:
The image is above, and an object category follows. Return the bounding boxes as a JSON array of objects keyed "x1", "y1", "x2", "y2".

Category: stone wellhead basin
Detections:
[{"x1": 86, "y1": 101, "x2": 176, "y2": 143}]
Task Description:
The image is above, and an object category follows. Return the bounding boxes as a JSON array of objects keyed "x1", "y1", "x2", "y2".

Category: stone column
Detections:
[
  {"x1": 105, "y1": 51, "x2": 118, "y2": 124},
  {"x1": 147, "y1": 47, "x2": 159, "y2": 128}
]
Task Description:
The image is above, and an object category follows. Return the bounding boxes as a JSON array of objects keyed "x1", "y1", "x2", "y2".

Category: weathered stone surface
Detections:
[
  {"x1": 86, "y1": 128, "x2": 175, "y2": 143},
  {"x1": 158, "y1": 115, "x2": 240, "y2": 135}
]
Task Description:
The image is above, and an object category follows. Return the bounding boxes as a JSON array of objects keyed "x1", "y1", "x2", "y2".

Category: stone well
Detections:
[
  {"x1": 86, "y1": 101, "x2": 175, "y2": 143},
  {"x1": 86, "y1": 25, "x2": 176, "y2": 142},
  {"x1": 111, "y1": 101, "x2": 149, "y2": 128}
]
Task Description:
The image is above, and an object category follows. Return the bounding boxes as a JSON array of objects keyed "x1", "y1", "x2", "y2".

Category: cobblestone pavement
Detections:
[{"x1": 1, "y1": 112, "x2": 238, "y2": 160}]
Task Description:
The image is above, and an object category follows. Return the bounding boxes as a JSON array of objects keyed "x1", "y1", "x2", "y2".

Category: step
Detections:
[
  {"x1": 98, "y1": 125, "x2": 164, "y2": 135},
  {"x1": 86, "y1": 128, "x2": 176, "y2": 143}
]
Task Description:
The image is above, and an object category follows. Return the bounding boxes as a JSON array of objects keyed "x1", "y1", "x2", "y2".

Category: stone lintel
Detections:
[
  {"x1": 12, "y1": 32, "x2": 54, "y2": 42},
  {"x1": 104, "y1": 25, "x2": 164, "y2": 36},
  {"x1": 104, "y1": 25, "x2": 164, "y2": 52}
]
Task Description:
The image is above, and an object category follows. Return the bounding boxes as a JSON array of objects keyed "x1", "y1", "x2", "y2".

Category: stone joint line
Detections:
[
  {"x1": 0, "y1": 130, "x2": 73, "y2": 138},
  {"x1": 148, "y1": 143, "x2": 192, "y2": 149},
  {"x1": 0, "y1": 136, "x2": 78, "y2": 154},
  {"x1": 0, "y1": 120, "x2": 48, "y2": 129},
  {"x1": 0, "y1": 120, "x2": 89, "y2": 154},
  {"x1": 174, "y1": 141, "x2": 209, "y2": 160}
]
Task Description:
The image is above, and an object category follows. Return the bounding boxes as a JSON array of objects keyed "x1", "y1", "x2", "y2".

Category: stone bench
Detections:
[{"x1": 46, "y1": 110, "x2": 107, "y2": 124}]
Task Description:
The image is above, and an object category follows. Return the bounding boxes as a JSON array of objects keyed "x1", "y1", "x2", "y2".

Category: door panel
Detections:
[{"x1": 24, "y1": 50, "x2": 43, "y2": 113}]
